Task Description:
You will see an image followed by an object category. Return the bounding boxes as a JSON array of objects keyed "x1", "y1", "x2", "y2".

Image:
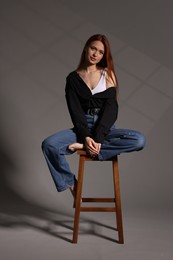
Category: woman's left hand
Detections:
[{"x1": 85, "y1": 137, "x2": 101, "y2": 157}]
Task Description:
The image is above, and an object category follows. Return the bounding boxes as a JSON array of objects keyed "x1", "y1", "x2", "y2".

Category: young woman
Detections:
[{"x1": 42, "y1": 34, "x2": 146, "y2": 199}]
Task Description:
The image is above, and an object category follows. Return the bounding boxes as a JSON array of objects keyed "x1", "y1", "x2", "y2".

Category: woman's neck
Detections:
[{"x1": 83, "y1": 65, "x2": 100, "y2": 73}]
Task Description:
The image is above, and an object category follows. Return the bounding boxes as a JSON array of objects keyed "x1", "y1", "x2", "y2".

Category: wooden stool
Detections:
[{"x1": 72, "y1": 150, "x2": 124, "y2": 244}]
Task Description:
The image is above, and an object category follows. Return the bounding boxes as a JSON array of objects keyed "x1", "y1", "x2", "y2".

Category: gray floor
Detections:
[{"x1": 0, "y1": 204, "x2": 172, "y2": 260}]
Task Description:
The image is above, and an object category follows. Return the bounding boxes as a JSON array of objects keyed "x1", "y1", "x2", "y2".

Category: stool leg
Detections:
[
  {"x1": 113, "y1": 158, "x2": 124, "y2": 244},
  {"x1": 72, "y1": 155, "x2": 85, "y2": 243}
]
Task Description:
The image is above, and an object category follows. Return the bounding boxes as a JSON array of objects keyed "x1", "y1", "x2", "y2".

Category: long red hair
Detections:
[{"x1": 76, "y1": 34, "x2": 118, "y2": 86}]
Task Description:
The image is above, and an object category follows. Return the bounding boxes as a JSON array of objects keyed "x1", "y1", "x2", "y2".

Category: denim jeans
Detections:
[{"x1": 42, "y1": 114, "x2": 146, "y2": 192}]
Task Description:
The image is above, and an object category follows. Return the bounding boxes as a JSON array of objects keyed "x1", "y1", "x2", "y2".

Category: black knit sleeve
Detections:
[
  {"x1": 65, "y1": 75, "x2": 92, "y2": 143},
  {"x1": 93, "y1": 88, "x2": 118, "y2": 143}
]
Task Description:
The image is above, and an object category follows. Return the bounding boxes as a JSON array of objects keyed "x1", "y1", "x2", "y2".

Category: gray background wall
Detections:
[{"x1": 0, "y1": 1, "x2": 173, "y2": 259}]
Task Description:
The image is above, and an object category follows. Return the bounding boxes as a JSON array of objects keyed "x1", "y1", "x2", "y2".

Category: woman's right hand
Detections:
[{"x1": 85, "y1": 137, "x2": 101, "y2": 157}]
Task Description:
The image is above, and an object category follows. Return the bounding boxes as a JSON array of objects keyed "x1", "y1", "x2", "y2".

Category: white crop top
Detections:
[{"x1": 91, "y1": 68, "x2": 107, "y2": 95}]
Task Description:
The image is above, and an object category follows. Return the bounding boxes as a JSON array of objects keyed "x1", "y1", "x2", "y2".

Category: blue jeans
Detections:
[{"x1": 42, "y1": 115, "x2": 146, "y2": 192}]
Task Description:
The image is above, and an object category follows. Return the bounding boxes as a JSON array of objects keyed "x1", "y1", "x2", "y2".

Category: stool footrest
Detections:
[
  {"x1": 80, "y1": 207, "x2": 116, "y2": 212},
  {"x1": 82, "y1": 198, "x2": 115, "y2": 203}
]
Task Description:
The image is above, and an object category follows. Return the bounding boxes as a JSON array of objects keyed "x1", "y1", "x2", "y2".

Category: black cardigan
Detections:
[{"x1": 65, "y1": 71, "x2": 118, "y2": 143}]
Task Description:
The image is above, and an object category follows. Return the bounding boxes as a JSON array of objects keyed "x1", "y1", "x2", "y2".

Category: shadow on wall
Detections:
[{"x1": 0, "y1": 145, "x2": 75, "y2": 243}]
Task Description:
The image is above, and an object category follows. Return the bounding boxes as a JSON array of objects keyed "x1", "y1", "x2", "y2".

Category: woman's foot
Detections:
[
  {"x1": 68, "y1": 143, "x2": 84, "y2": 151},
  {"x1": 69, "y1": 181, "x2": 82, "y2": 207},
  {"x1": 69, "y1": 183, "x2": 77, "y2": 199}
]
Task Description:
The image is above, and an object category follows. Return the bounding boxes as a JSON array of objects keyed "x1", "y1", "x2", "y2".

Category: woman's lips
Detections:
[{"x1": 90, "y1": 57, "x2": 96, "y2": 61}]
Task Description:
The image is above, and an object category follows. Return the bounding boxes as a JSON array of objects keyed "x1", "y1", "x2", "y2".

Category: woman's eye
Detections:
[{"x1": 90, "y1": 46, "x2": 104, "y2": 55}]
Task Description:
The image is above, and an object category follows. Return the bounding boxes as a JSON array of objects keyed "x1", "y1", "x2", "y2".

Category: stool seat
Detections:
[{"x1": 72, "y1": 150, "x2": 124, "y2": 244}]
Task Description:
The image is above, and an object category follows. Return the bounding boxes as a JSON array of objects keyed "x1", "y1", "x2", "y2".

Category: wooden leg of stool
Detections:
[
  {"x1": 72, "y1": 155, "x2": 85, "y2": 243},
  {"x1": 113, "y1": 158, "x2": 124, "y2": 244}
]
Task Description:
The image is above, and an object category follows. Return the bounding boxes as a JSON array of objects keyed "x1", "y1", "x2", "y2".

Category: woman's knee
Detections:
[
  {"x1": 136, "y1": 132, "x2": 146, "y2": 151},
  {"x1": 41, "y1": 136, "x2": 55, "y2": 152}
]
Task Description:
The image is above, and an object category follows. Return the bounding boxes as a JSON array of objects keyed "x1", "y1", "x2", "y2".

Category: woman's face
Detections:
[{"x1": 85, "y1": 40, "x2": 105, "y2": 65}]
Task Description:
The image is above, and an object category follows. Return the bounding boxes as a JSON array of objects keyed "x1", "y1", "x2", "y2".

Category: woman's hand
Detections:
[{"x1": 85, "y1": 137, "x2": 101, "y2": 157}]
